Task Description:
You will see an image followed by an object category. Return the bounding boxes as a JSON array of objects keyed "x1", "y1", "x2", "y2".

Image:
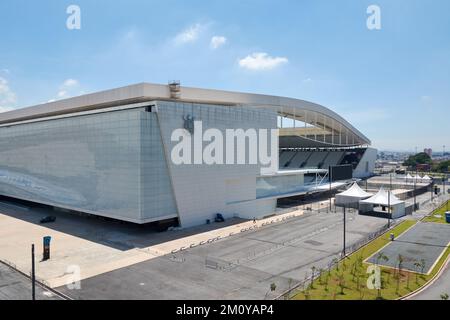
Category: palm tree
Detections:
[
  {"x1": 264, "y1": 282, "x2": 277, "y2": 299},
  {"x1": 420, "y1": 259, "x2": 426, "y2": 274},
  {"x1": 413, "y1": 261, "x2": 421, "y2": 284},
  {"x1": 374, "y1": 253, "x2": 389, "y2": 298},
  {"x1": 376, "y1": 252, "x2": 389, "y2": 265},
  {"x1": 337, "y1": 273, "x2": 345, "y2": 295}
]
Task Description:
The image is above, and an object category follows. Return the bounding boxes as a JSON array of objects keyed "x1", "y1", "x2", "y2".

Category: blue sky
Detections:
[{"x1": 0, "y1": 0, "x2": 449, "y2": 152}]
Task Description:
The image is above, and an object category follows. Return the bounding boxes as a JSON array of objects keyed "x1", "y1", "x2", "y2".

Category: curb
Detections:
[{"x1": 399, "y1": 253, "x2": 450, "y2": 300}]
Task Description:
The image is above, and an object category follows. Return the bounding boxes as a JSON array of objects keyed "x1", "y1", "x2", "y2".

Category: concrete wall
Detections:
[{"x1": 354, "y1": 147, "x2": 377, "y2": 178}]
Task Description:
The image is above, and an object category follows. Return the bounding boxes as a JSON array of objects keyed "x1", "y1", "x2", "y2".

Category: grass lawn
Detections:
[
  {"x1": 422, "y1": 200, "x2": 450, "y2": 224},
  {"x1": 291, "y1": 220, "x2": 450, "y2": 300}
]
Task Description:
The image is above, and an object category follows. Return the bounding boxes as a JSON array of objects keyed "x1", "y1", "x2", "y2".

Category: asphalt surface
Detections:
[
  {"x1": 366, "y1": 222, "x2": 450, "y2": 274},
  {"x1": 0, "y1": 262, "x2": 61, "y2": 300},
  {"x1": 58, "y1": 208, "x2": 388, "y2": 300},
  {"x1": 410, "y1": 262, "x2": 450, "y2": 300}
]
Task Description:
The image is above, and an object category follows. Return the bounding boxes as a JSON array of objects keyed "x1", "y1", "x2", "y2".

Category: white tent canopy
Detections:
[
  {"x1": 422, "y1": 175, "x2": 432, "y2": 181},
  {"x1": 405, "y1": 173, "x2": 413, "y2": 180},
  {"x1": 335, "y1": 182, "x2": 372, "y2": 207},
  {"x1": 359, "y1": 187, "x2": 406, "y2": 218},
  {"x1": 360, "y1": 187, "x2": 403, "y2": 206}
]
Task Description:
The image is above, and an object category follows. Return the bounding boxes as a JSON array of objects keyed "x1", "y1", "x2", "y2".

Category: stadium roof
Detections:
[{"x1": 0, "y1": 82, "x2": 370, "y2": 146}]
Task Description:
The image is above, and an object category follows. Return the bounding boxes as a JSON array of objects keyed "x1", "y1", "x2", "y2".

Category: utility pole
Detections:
[{"x1": 31, "y1": 244, "x2": 35, "y2": 301}]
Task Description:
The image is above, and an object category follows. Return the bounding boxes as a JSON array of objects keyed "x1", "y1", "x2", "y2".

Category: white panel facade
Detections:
[
  {"x1": 156, "y1": 101, "x2": 278, "y2": 227},
  {"x1": 0, "y1": 107, "x2": 178, "y2": 223}
]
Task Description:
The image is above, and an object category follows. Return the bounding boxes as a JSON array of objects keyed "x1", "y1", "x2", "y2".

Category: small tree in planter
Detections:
[
  {"x1": 413, "y1": 261, "x2": 421, "y2": 284},
  {"x1": 310, "y1": 266, "x2": 316, "y2": 289},
  {"x1": 420, "y1": 259, "x2": 426, "y2": 275},
  {"x1": 396, "y1": 254, "x2": 404, "y2": 294},
  {"x1": 337, "y1": 273, "x2": 345, "y2": 295}
]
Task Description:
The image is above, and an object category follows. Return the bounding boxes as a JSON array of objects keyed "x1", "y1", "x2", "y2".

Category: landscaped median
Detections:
[
  {"x1": 290, "y1": 219, "x2": 450, "y2": 300},
  {"x1": 422, "y1": 200, "x2": 450, "y2": 224}
]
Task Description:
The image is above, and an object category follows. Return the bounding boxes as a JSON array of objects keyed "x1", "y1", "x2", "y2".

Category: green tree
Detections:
[
  {"x1": 413, "y1": 261, "x2": 421, "y2": 284},
  {"x1": 403, "y1": 152, "x2": 432, "y2": 169}
]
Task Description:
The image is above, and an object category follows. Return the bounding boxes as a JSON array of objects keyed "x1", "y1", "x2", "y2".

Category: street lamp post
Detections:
[
  {"x1": 343, "y1": 206, "x2": 346, "y2": 257},
  {"x1": 31, "y1": 244, "x2": 35, "y2": 301},
  {"x1": 329, "y1": 166, "x2": 332, "y2": 213},
  {"x1": 414, "y1": 169, "x2": 417, "y2": 211},
  {"x1": 388, "y1": 173, "x2": 392, "y2": 228}
]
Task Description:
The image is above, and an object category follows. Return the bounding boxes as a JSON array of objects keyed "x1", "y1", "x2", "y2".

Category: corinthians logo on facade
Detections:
[
  {"x1": 171, "y1": 121, "x2": 279, "y2": 175},
  {"x1": 183, "y1": 114, "x2": 195, "y2": 134}
]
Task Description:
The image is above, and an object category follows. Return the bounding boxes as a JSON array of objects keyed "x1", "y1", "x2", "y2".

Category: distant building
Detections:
[{"x1": 424, "y1": 148, "x2": 432, "y2": 157}]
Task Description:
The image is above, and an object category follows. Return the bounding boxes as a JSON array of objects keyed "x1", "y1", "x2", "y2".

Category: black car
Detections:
[
  {"x1": 40, "y1": 216, "x2": 56, "y2": 224},
  {"x1": 214, "y1": 213, "x2": 225, "y2": 223}
]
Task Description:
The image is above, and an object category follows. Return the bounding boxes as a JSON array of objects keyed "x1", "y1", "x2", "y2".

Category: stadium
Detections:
[{"x1": 0, "y1": 82, "x2": 376, "y2": 228}]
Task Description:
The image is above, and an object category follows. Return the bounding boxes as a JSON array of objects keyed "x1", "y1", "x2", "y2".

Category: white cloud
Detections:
[
  {"x1": 56, "y1": 79, "x2": 80, "y2": 99},
  {"x1": 0, "y1": 77, "x2": 17, "y2": 112},
  {"x1": 174, "y1": 23, "x2": 204, "y2": 45},
  {"x1": 210, "y1": 36, "x2": 227, "y2": 49},
  {"x1": 62, "y1": 78, "x2": 79, "y2": 87},
  {"x1": 238, "y1": 52, "x2": 288, "y2": 71},
  {"x1": 302, "y1": 78, "x2": 313, "y2": 83}
]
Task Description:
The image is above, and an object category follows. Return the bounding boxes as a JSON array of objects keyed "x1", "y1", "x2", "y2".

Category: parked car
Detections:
[
  {"x1": 40, "y1": 216, "x2": 56, "y2": 224},
  {"x1": 214, "y1": 213, "x2": 225, "y2": 223}
]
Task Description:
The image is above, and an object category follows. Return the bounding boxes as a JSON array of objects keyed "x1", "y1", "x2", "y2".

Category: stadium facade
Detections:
[{"x1": 0, "y1": 83, "x2": 376, "y2": 227}]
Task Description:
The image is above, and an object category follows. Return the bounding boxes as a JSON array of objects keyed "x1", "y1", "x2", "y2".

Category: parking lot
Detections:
[{"x1": 366, "y1": 222, "x2": 450, "y2": 274}]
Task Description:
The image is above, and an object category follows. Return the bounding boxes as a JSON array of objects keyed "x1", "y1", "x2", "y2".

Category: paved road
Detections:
[
  {"x1": 410, "y1": 261, "x2": 450, "y2": 300},
  {"x1": 0, "y1": 263, "x2": 61, "y2": 300},
  {"x1": 58, "y1": 209, "x2": 388, "y2": 300}
]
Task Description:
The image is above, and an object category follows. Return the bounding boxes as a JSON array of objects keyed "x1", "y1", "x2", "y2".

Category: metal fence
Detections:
[{"x1": 275, "y1": 220, "x2": 398, "y2": 300}]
